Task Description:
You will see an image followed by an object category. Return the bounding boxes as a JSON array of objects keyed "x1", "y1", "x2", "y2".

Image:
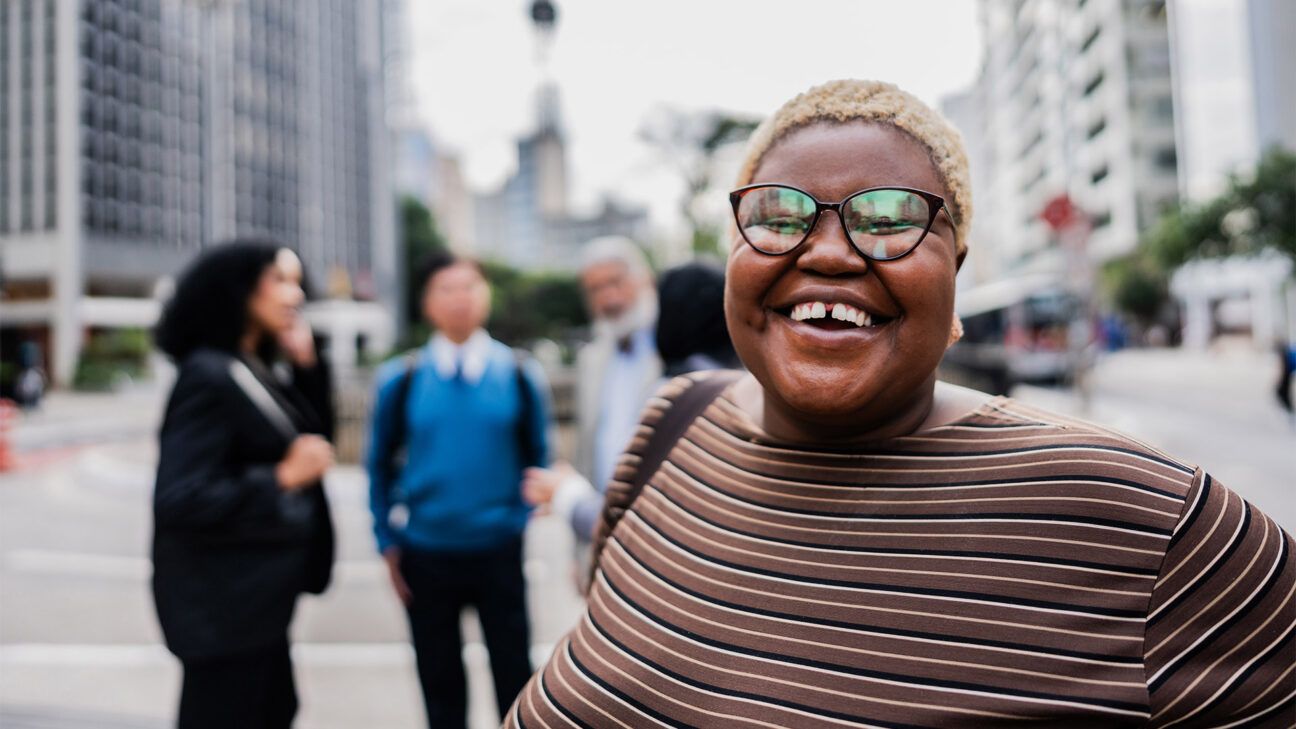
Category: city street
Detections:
[{"x1": 1, "y1": 346, "x2": 1292, "y2": 728}]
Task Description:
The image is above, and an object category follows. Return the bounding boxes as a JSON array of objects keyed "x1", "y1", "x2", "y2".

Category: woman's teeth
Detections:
[{"x1": 789, "y1": 301, "x2": 873, "y2": 327}]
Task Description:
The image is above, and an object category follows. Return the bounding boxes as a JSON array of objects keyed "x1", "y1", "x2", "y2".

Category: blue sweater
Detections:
[{"x1": 366, "y1": 341, "x2": 549, "y2": 553}]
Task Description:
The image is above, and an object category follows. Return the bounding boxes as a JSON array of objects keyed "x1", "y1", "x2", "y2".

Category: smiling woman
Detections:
[{"x1": 505, "y1": 81, "x2": 1294, "y2": 728}]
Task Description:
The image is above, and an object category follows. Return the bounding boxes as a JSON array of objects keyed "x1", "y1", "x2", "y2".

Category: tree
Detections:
[
  {"x1": 1142, "y1": 146, "x2": 1295, "y2": 268},
  {"x1": 400, "y1": 196, "x2": 448, "y2": 322},
  {"x1": 480, "y1": 261, "x2": 587, "y2": 348},
  {"x1": 1106, "y1": 147, "x2": 1296, "y2": 323},
  {"x1": 639, "y1": 107, "x2": 760, "y2": 258}
]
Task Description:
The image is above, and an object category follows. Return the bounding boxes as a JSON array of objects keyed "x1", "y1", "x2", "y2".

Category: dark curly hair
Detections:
[{"x1": 154, "y1": 239, "x2": 298, "y2": 362}]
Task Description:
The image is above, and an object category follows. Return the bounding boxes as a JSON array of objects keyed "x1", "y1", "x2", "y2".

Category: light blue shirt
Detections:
[{"x1": 593, "y1": 327, "x2": 657, "y2": 493}]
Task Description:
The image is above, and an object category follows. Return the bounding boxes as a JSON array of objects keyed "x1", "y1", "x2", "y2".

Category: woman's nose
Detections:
[{"x1": 795, "y1": 212, "x2": 869, "y2": 276}]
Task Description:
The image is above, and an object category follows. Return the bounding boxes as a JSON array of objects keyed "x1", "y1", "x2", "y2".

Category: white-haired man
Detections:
[{"x1": 522, "y1": 237, "x2": 661, "y2": 543}]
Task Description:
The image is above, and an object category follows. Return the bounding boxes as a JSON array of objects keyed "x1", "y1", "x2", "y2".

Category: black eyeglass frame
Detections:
[{"x1": 729, "y1": 183, "x2": 953, "y2": 262}]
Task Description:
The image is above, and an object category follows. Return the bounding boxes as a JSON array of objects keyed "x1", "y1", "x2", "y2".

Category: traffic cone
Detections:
[{"x1": 0, "y1": 399, "x2": 16, "y2": 471}]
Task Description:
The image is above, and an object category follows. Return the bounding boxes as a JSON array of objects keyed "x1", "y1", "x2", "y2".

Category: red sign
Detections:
[{"x1": 1041, "y1": 195, "x2": 1080, "y2": 232}]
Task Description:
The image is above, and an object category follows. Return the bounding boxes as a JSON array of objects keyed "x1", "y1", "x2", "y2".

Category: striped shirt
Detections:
[{"x1": 507, "y1": 372, "x2": 1295, "y2": 728}]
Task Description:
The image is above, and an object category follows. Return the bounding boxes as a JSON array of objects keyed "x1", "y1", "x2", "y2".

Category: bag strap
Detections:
[
  {"x1": 383, "y1": 352, "x2": 420, "y2": 482},
  {"x1": 512, "y1": 348, "x2": 541, "y2": 468},
  {"x1": 228, "y1": 358, "x2": 299, "y2": 441},
  {"x1": 588, "y1": 370, "x2": 741, "y2": 584}
]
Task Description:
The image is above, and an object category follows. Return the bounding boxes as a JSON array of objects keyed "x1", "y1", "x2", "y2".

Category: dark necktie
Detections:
[{"x1": 617, "y1": 336, "x2": 634, "y2": 355}]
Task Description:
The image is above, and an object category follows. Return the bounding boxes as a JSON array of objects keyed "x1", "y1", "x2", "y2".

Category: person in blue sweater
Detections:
[{"x1": 367, "y1": 252, "x2": 549, "y2": 728}]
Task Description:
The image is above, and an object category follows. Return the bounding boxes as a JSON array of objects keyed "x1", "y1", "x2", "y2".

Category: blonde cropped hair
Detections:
[{"x1": 735, "y1": 79, "x2": 972, "y2": 259}]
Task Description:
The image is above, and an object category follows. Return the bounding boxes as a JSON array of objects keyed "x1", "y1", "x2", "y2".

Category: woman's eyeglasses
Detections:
[{"x1": 729, "y1": 184, "x2": 951, "y2": 261}]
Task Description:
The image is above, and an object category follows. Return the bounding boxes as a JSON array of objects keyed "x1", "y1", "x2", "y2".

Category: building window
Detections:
[
  {"x1": 1081, "y1": 27, "x2": 1100, "y2": 54},
  {"x1": 1154, "y1": 147, "x2": 1177, "y2": 170},
  {"x1": 1087, "y1": 118, "x2": 1107, "y2": 140},
  {"x1": 1091, "y1": 164, "x2": 1109, "y2": 184},
  {"x1": 1083, "y1": 71, "x2": 1104, "y2": 97}
]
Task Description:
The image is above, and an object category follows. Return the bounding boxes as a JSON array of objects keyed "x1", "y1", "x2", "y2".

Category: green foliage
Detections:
[
  {"x1": 73, "y1": 328, "x2": 151, "y2": 391},
  {"x1": 1102, "y1": 255, "x2": 1168, "y2": 326},
  {"x1": 481, "y1": 261, "x2": 588, "y2": 347},
  {"x1": 1142, "y1": 146, "x2": 1296, "y2": 269},
  {"x1": 401, "y1": 196, "x2": 448, "y2": 322},
  {"x1": 1107, "y1": 147, "x2": 1295, "y2": 323}
]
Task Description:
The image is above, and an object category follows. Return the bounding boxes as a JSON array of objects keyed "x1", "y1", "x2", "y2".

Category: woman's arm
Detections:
[{"x1": 1144, "y1": 470, "x2": 1295, "y2": 726}]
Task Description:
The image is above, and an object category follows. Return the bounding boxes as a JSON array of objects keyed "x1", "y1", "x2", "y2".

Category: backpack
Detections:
[
  {"x1": 587, "y1": 369, "x2": 742, "y2": 586},
  {"x1": 382, "y1": 348, "x2": 542, "y2": 487}
]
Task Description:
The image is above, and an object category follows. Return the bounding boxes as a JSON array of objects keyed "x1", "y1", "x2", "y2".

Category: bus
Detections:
[{"x1": 942, "y1": 274, "x2": 1094, "y2": 395}]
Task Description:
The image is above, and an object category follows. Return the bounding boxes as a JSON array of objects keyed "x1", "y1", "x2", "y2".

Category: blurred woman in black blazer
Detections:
[{"x1": 152, "y1": 241, "x2": 336, "y2": 729}]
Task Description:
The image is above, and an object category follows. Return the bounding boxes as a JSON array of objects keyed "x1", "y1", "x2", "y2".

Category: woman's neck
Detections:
[
  {"x1": 734, "y1": 374, "x2": 944, "y2": 446},
  {"x1": 735, "y1": 375, "x2": 993, "y2": 446},
  {"x1": 240, "y1": 327, "x2": 263, "y2": 357}
]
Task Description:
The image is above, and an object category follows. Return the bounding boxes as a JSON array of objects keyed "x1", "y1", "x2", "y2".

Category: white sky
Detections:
[{"x1": 406, "y1": 0, "x2": 983, "y2": 233}]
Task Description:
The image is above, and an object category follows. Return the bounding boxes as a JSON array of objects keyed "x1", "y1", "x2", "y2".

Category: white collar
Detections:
[{"x1": 429, "y1": 329, "x2": 492, "y2": 384}]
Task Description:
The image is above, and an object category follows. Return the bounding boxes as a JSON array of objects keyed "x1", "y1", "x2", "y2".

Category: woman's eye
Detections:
[
  {"x1": 857, "y1": 217, "x2": 917, "y2": 234},
  {"x1": 759, "y1": 218, "x2": 809, "y2": 234}
]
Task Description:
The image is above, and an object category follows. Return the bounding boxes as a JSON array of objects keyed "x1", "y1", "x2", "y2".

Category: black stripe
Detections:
[
  {"x1": 703, "y1": 408, "x2": 1195, "y2": 474},
  {"x1": 536, "y1": 661, "x2": 595, "y2": 729},
  {"x1": 667, "y1": 458, "x2": 1174, "y2": 537},
  {"x1": 1183, "y1": 623, "x2": 1294, "y2": 722},
  {"x1": 585, "y1": 610, "x2": 933, "y2": 729},
  {"x1": 683, "y1": 431, "x2": 1187, "y2": 500},
  {"x1": 604, "y1": 535, "x2": 1143, "y2": 665},
  {"x1": 597, "y1": 571, "x2": 1149, "y2": 715},
  {"x1": 1228, "y1": 693, "x2": 1296, "y2": 728},
  {"x1": 565, "y1": 641, "x2": 693, "y2": 728},
  {"x1": 648, "y1": 483, "x2": 1161, "y2": 577},
  {"x1": 942, "y1": 421, "x2": 1050, "y2": 429},
  {"x1": 629, "y1": 508, "x2": 1147, "y2": 619},
  {"x1": 1166, "y1": 472, "x2": 1211, "y2": 552},
  {"x1": 1148, "y1": 532, "x2": 1289, "y2": 692},
  {"x1": 1148, "y1": 502, "x2": 1254, "y2": 628}
]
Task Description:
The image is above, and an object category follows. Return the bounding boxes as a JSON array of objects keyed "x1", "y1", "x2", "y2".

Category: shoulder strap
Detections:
[
  {"x1": 384, "y1": 352, "x2": 420, "y2": 481},
  {"x1": 512, "y1": 348, "x2": 541, "y2": 468},
  {"x1": 588, "y1": 369, "x2": 741, "y2": 585},
  {"x1": 228, "y1": 358, "x2": 299, "y2": 441}
]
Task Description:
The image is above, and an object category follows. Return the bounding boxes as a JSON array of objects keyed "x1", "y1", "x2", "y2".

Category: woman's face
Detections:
[
  {"x1": 247, "y1": 249, "x2": 306, "y2": 336},
  {"x1": 724, "y1": 122, "x2": 961, "y2": 424}
]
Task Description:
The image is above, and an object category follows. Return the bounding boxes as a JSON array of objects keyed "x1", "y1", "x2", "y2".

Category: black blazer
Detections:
[{"x1": 151, "y1": 347, "x2": 335, "y2": 661}]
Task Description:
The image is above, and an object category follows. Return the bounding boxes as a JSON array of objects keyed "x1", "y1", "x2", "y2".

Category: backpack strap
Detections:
[
  {"x1": 512, "y1": 348, "x2": 543, "y2": 468},
  {"x1": 588, "y1": 369, "x2": 742, "y2": 586},
  {"x1": 383, "y1": 351, "x2": 420, "y2": 483}
]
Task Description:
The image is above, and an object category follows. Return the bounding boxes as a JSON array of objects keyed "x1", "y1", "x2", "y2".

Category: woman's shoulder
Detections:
[
  {"x1": 175, "y1": 348, "x2": 238, "y2": 387},
  {"x1": 958, "y1": 395, "x2": 1202, "y2": 499}
]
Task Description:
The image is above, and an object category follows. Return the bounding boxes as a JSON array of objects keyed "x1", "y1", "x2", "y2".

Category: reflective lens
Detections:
[
  {"x1": 733, "y1": 185, "x2": 936, "y2": 260},
  {"x1": 842, "y1": 188, "x2": 933, "y2": 260},
  {"x1": 734, "y1": 186, "x2": 817, "y2": 255}
]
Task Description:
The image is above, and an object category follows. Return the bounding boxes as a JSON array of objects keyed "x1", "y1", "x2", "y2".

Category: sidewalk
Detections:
[
  {"x1": 1011, "y1": 345, "x2": 1295, "y2": 530},
  {"x1": 9, "y1": 383, "x2": 166, "y2": 456}
]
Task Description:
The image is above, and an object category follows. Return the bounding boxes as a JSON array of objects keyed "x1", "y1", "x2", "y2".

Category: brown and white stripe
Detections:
[{"x1": 508, "y1": 373, "x2": 1295, "y2": 728}]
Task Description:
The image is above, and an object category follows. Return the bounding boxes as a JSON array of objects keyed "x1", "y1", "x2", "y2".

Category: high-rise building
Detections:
[
  {"x1": 955, "y1": 0, "x2": 1180, "y2": 284},
  {"x1": 1247, "y1": 0, "x2": 1296, "y2": 155},
  {"x1": 0, "y1": 0, "x2": 395, "y2": 384}
]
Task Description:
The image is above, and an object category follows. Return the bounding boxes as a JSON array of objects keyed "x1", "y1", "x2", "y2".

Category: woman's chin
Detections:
[{"x1": 764, "y1": 366, "x2": 878, "y2": 419}]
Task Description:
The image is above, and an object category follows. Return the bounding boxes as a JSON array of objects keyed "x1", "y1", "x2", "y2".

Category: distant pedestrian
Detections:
[
  {"x1": 520, "y1": 238, "x2": 661, "y2": 549},
  {"x1": 152, "y1": 241, "x2": 336, "y2": 729},
  {"x1": 367, "y1": 252, "x2": 550, "y2": 728},
  {"x1": 654, "y1": 260, "x2": 741, "y2": 377},
  {"x1": 1277, "y1": 340, "x2": 1295, "y2": 418}
]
